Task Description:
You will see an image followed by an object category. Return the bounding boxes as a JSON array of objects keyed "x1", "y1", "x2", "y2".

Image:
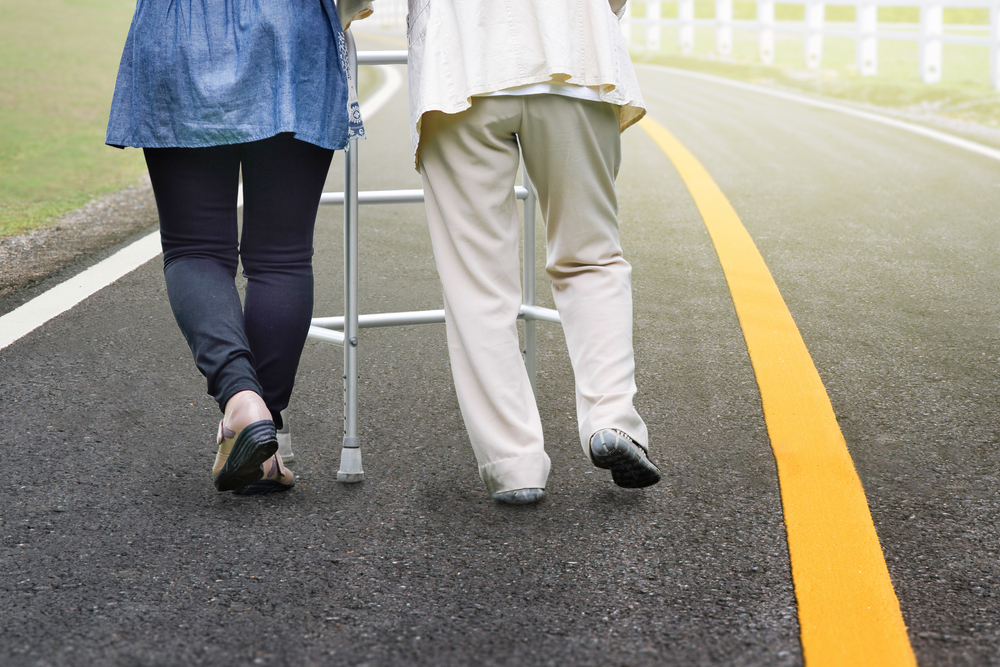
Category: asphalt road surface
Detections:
[{"x1": 2, "y1": 31, "x2": 998, "y2": 666}]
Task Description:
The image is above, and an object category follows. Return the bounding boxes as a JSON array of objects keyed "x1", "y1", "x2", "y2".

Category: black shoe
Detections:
[
  {"x1": 232, "y1": 453, "x2": 295, "y2": 495},
  {"x1": 590, "y1": 429, "x2": 661, "y2": 488},
  {"x1": 211, "y1": 392, "x2": 278, "y2": 492}
]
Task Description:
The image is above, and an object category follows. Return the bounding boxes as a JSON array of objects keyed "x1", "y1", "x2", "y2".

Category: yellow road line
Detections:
[{"x1": 639, "y1": 116, "x2": 916, "y2": 667}]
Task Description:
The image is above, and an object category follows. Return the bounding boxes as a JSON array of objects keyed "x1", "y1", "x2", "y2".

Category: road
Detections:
[{"x1": 1, "y1": 30, "x2": 998, "y2": 666}]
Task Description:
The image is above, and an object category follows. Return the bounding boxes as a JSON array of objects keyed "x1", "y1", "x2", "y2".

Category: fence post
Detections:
[
  {"x1": 679, "y1": 0, "x2": 695, "y2": 54},
  {"x1": 991, "y1": 1, "x2": 1000, "y2": 90},
  {"x1": 716, "y1": 0, "x2": 734, "y2": 56},
  {"x1": 647, "y1": 0, "x2": 662, "y2": 52},
  {"x1": 857, "y1": 1, "x2": 878, "y2": 75},
  {"x1": 758, "y1": 0, "x2": 775, "y2": 64},
  {"x1": 805, "y1": 0, "x2": 825, "y2": 69},
  {"x1": 920, "y1": 3, "x2": 943, "y2": 83}
]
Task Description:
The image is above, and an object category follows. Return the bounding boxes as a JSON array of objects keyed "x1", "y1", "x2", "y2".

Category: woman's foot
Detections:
[
  {"x1": 212, "y1": 391, "x2": 278, "y2": 492},
  {"x1": 232, "y1": 452, "x2": 295, "y2": 495}
]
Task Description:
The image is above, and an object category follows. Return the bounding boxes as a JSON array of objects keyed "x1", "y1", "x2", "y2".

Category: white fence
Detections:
[
  {"x1": 361, "y1": 0, "x2": 999, "y2": 89},
  {"x1": 622, "y1": 0, "x2": 1000, "y2": 88}
]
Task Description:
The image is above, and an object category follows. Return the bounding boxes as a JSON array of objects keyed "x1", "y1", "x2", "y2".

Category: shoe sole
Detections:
[
  {"x1": 591, "y1": 434, "x2": 662, "y2": 489},
  {"x1": 491, "y1": 488, "x2": 546, "y2": 505},
  {"x1": 232, "y1": 478, "x2": 294, "y2": 496},
  {"x1": 213, "y1": 420, "x2": 278, "y2": 492}
]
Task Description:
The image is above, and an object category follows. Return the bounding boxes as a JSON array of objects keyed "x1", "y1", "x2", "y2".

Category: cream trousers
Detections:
[{"x1": 419, "y1": 95, "x2": 648, "y2": 494}]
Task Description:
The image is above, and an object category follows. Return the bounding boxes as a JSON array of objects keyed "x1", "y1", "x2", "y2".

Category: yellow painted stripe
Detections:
[{"x1": 639, "y1": 116, "x2": 916, "y2": 667}]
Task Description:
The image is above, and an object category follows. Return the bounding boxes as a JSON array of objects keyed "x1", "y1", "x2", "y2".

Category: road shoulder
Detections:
[{"x1": 0, "y1": 175, "x2": 159, "y2": 317}]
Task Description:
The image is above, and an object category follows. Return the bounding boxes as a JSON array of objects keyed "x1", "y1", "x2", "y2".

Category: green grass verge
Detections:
[
  {"x1": 0, "y1": 0, "x2": 145, "y2": 238},
  {"x1": 634, "y1": 42, "x2": 1000, "y2": 129},
  {"x1": 0, "y1": 0, "x2": 383, "y2": 239}
]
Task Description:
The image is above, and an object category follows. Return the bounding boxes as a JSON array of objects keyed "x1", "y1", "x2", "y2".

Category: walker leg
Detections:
[
  {"x1": 338, "y1": 439, "x2": 364, "y2": 483},
  {"x1": 522, "y1": 165, "x2": 539, "y2": 397},
  {"x1": 277, "y1": 407, "x2": 294, "y2": 462},
  {"x1": 338, "y1": 30, "x2": 365, "y2": 483}
]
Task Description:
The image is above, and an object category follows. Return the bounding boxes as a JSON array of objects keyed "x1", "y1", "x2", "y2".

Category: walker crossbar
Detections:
[
  {"x1": 310, "y1": 303, "x2": 560, "y2": 334},
  {"x1": 318, "y1": 186, "x2": 530, "y2": 206},
  {"x1": 302, "y1": 33, "x2": 561, "y2": 483}
]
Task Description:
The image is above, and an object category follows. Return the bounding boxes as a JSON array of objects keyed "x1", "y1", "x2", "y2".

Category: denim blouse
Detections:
[{"x1": 106, "y1": 0, "x2": 364, "y2": 151}]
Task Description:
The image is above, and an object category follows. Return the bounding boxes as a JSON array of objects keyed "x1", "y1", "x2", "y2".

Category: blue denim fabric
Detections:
[{"x1": 106, "y1": 0, "x2": 363, "y2": 151}]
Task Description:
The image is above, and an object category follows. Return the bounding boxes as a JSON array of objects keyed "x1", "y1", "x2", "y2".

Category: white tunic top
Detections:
[{"x1": 406, "y1": 0, "x2": 645, "y2": 166}]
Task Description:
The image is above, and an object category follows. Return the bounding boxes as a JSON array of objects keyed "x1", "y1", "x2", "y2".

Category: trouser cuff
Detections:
[{"x1": 479, "y1": 452, "x2": 552, "y2": 495}]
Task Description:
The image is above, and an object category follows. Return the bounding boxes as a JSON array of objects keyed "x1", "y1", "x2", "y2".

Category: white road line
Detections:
[
  {"x1": 637, "y1": 64, "x2": 1000, "y2": 163},
  {"x1": 0, "y1": 64, "x2": 405, "y2": 352},
  {"x1": 0, "y1": 233, "x2": 163, "y2": 350},
  {"x1": 358, "y1": 64, "x2": 403, "y2": 120}
]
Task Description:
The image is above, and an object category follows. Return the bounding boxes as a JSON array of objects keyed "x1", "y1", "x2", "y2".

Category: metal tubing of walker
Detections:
[
  {"x1": 319, "y1": 186, "x2": 529, "y2": 207},
  {"x1": 316, "y1": 35, "x2": 563, "y2": 482},
  {"x1": 310, "y1": 304, "x2": 559, "y2": 334},
  {"x1": 338, "y1": 30, "x2": 364, "y2": 483},
  {"x1": 356, "y1": 50, "x2": 408, "y2": 66},
  {"x1": 522, "y1": 167, "x2": 539, "y2": 396}
]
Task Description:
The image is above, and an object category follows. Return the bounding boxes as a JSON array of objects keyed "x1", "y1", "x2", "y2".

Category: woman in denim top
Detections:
[{"x1": 106, "y1": 0, "x2": 367, "y2": 495}]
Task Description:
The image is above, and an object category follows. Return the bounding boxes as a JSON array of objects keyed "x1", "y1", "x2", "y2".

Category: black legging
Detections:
[{"x1": 144, "y1": 133, "x2": 334, "y2": 428}]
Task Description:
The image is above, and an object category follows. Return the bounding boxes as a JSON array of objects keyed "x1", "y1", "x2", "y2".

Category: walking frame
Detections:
[{"x1": 294, "y1": 32, "x2": 561, "y2": 482}]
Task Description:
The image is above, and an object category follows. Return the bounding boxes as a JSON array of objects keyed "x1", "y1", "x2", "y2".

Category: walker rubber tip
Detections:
[{"x1": 337, "y1": 446, "x2": 364, "y2": 483}]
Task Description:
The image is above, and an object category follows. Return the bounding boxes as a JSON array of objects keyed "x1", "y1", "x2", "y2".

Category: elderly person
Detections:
[{"x1": 408, "y1": 0, "x2": 662, "y2": 504}]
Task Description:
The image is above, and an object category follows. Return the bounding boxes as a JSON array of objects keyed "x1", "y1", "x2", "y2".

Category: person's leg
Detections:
[
  {"x1": 419, "y1": 99, "x2": 551, "y2": 496},
  {"x1": 144, "y1": 145, "x2": 263, "y2": 408},
  {"x1": 238, "y1": 133, "x2": 334, "y2": 429},
  {"x1": 517, "y1": 96, "x2": 650, "y2": 463},
  {"x1": 144, "y1": 146, "x2": 278, "y2": 491}
]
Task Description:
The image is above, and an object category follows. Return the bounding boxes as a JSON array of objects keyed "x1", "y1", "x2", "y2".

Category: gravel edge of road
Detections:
[{"x1": 0, "y1": 174, "x2": 160, "y2": 318}]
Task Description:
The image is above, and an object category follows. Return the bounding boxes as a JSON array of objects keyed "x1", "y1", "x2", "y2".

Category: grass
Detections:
[
  {"x1": 627, "y1": 3, "x2": 1000, "y2": 130},
  {"x1": 0, "y1": 0, "x2": 145, "y2": 237},
  {"x1": 0, "y1": 0, "x2": 383, "y2": 239}
]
